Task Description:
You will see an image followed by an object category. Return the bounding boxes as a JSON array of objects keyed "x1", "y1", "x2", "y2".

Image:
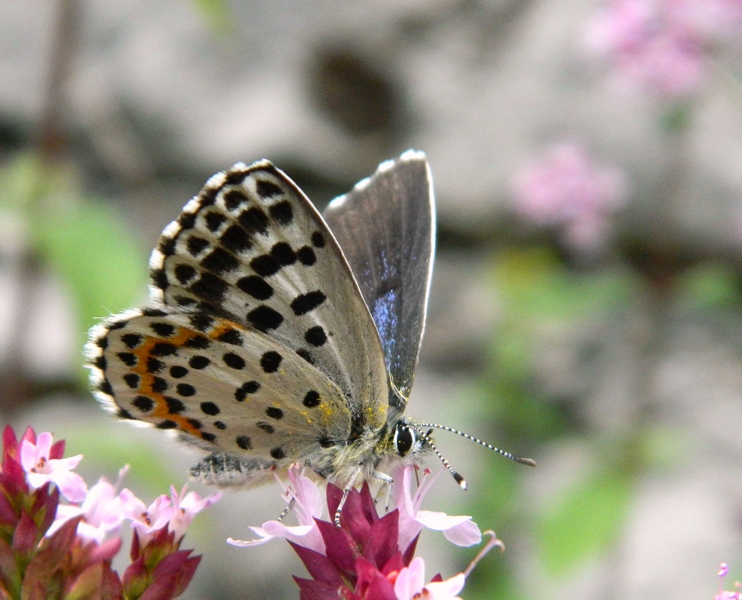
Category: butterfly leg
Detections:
[
  {"x1": 334, "y1": 465, "x2": 364, "y2": 527},
  {"x1": 371, "y1": 470, "x2": 394, "y2": 513}
]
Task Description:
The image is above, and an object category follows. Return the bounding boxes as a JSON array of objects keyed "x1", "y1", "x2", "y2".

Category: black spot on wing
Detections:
[
  {"x1": 291, "y1": 291, "x2": 326, "y2": 316},
  {"x1": 204, "y1": 211, "x2": 227, "y2": 232},
  {"x1": 217, "y1": 328, "x2": 243, "y2": 346},
  {"x1": 223, "y1": 352, "x2": 245, "y2": 370},
  {"x1": 121, "y1": 334, "x2": 143, "y2": 349},
  {"x1": 239, "y1": 207, "x2": 269, "y2": 236},
  {"x1": 133, "y1": 396, "x2": 154, "y2": 412},
  {"x1": 311, "y1": 231, "x2": 325, "y2": 248},
  {"x1": 297, "y1": 246, "x2": 316, "y2": 266},
  {"x1": 150, "y1": 322, "x2": 176, "y2": 337},
  {"x1": 302, "y1": 390, "x2": 321, "y2": 407},
  {"x1": 256, "y1": 179, "x2": 283, "y2": 199},
  {"x1": 189, "y1": 313, "x2": 215, "y2": 332},
  {"x1": 150, "y1": 342, "x2": 177, "y2": 357},
  {"x1": 170, "y1": 366, "x2": 188, "y2": 379},
  {"x1": 151, "y1": 377, "x2": 168, "y2": 393},
  {"x1": 189, "y1": 272, "x2": 229, "y2": 305},
  {"x1": 269, "y1": 200, "x2": 293, "y2": 225},
  {"x1": 304, "y1": 326, "x2": 327, "y2": 347},
  {"x1": 201, "y1": 402, "x2": 220, "y2": 416},
  {"x1": 220, "y1": 224, "x2": 252, "y2": 253},
  {"x1": 200, "y1": 247, "x2": 239, "y2": 275},
  {"x1": 266, "y1": 407, "x2": 283, "y2": 419},
  {"x1": 260, "y1": 351, "x2": 282, "y2": 373},
  {"x1": 117, "y1": 352, "x2": 137, "y2": 367},
  {"x1": 177, "y1": 383, "x2": 196, "y2": 397},
  {"x1": 189, "y1": 355, "x2": 210, "y2": 369},
  {"x1": 123, "y1": 373, "x2": 140, "y2": 389},
  {"x1": 235, "y1": 380, "x2": 260, "y2": 402},
  {"x1": 247, "y1": 306, "x2": 284, "y2": 332},
  {"x1": 174, "y1": 264, "x2": 197, "y2": 284},
  {"x1": 147, "y1": 358, "x2": 164, "y2": 373},
  {"x1": 165, "y1": 397, "x2": 186, "y2": 414},
  {"x1": 184, "y1": 335, "x2": 210, "y2": 349},
  {"x1": 187, "y1": 236, "x2": 210, "y2": 257},
  {"x1": 223, "y1": 189, "x2": 249, "y2": 211},
  {"x1": 236, "y1": 276, "x2": 273, "y2": 300}
]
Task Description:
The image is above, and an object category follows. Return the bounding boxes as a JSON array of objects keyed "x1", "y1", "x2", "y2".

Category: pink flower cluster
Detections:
[
  {"x1": 0, "y1": 425, "x2": 219, "y2": 600},
  {"x1": 510, "y1": 143, "x2": 626, "y2": 250},
  {"x1": 232, "y1": 465, "x2": 501, "y2": 600},
  {"x1": 584, "y1": 0, "x2": 742, "y2": 99},
  {"x1": 716, "y1": 563, "x2": 742, "y2": 600}
]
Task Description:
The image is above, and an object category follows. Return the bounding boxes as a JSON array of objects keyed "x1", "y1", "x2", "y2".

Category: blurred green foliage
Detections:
[{"x1": 0, "y1": 154, "x2": 148, "y2": 383}]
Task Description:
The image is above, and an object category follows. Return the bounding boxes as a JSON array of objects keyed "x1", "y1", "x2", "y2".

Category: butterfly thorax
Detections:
[{"x1": 305, "y1": 414, "x2": 430, "y2": 488}]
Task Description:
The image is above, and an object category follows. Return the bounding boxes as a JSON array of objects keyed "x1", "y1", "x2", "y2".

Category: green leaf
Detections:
[
  {"x1": 536, "y1": 463, "x2": 634, "y2": 576},
  {"x1": 677, "y1": 262, "x2": 742, "y2": 309},
  {"x1": 33, "y1": 200, "x2": 147, "y2": 381},
  {"x1": 192, "y1": 0, "x2": 233, "y2": 33}
]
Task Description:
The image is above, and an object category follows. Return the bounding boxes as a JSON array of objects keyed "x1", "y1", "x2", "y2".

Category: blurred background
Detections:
[{"x1": 2, "y1": 0, "x2": 742, "y2": 598}]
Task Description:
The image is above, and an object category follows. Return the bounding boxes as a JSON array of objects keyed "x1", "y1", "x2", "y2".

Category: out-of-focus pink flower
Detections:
[
  {"x1": 511, "y1": 143, "x2": 626, "y2": 250},
  {"x1": 716, "y1": 562, "x2": 742, "y2": 600},
  {"x1": 583, "y1": 0, "x2": 742, "y2": 99},
  {"x1": 50, "y1": 475, "x2": 128, "y2": 542},
  {"x1": 20, "y1": 431, "x2": 88, "y2": 502},
  {"x1": 394, "y1": 467, "x2": 481, "y2": 550},
  {"x1": 168, "y1": 484, "x2": 221, "y2": 541},
  {"x1": 118, "y1": 488, "x2": 174, "y2": 545}
]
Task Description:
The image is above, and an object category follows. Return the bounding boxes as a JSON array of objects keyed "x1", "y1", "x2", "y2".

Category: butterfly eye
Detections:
[{"x1": 393, "y1": 424, "x2": 415, "y2": 457}]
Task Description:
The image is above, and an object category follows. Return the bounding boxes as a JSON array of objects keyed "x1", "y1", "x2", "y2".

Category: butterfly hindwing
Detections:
[
  {"x1": 88, "y1": 308, "x2": 352, "y2": 465},
  {"x1": 323, "y1": 151, "x2": 435, "y2": 410},
  {"x1": 147, "y1": 161, "x2": 389, "y2": 429},
  {"x1": 86, "y1": 153, "x2": 438, "y2": 489}
]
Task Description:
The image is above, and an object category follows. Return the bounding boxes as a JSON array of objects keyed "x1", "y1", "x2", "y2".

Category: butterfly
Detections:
[{"x1": 86, "y1": 150, "x2": 533, "y2": 517}]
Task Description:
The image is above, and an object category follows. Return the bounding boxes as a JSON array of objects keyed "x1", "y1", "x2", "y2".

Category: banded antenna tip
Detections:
[{"x1": 453, "y1": 472, "x2": 467, "y2": 490}]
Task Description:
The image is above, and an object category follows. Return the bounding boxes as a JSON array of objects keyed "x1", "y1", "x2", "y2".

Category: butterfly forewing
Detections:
[
  {"x1": 86, "y1": 153, "x2": 438, "y2": 490},
  {"x1": 323, "y1": 151, "x2": 435, "y2": 409},
  {"x1": 147, "y1": 161, "x2": 389, "y2": 427},
  {"x1": 88, "y1": 309, "x2": 352, "y2": 462}
]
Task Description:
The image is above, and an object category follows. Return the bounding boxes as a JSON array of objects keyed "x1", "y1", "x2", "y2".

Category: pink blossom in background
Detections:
[
  {"x1": 20, "y1": 430, "x2": 88, "y2": 501},
  {"x1": 168, "y1": 484, "x2": 222, "y2": 541},
  {"x1": 118, "y1": 488, "x2": 175, "y2": 544},
  {"x1": 583, "y1": 0, "x2": 742, "y2": 99},
  {"x1": 716, "y1": 562, "x2": 742, "y2": 600},
  {"x1": 510, "y1": 143, "x2": 627, "y2": 251}
]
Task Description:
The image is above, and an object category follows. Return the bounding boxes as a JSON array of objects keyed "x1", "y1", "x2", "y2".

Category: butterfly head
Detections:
[{"x1": 391, "y1": 419, "x2": 425, "y2": 459}]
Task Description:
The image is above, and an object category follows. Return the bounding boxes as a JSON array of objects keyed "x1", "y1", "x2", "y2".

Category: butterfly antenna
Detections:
[
  {"x1": 417, "y1": 422, "x2": 537, "y2": 468},
  {"x1": 419, "y1": 430, "x2": 468, "y2": 490}
]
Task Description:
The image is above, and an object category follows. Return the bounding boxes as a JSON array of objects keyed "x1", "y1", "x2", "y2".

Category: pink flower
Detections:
[
  {"x1": 583, "y1": 0, "x2": 742, "y2": 99},
  {"x1": 168, "y1": 484, "x2": 221, "y2": 541},
  {"x1": 716, "y1": 562, "x2": 742, "y2": 600},
  {"x1": 236, "y1": 464, "x2": 499, "y2": 599},
  {"x1": 394, "y1": 467, "x2": 482, "y2": 550},
  {"x1": 20, "y1": 431, "x2": 87, "y2": 501},
  {"x1": 50, "y1": 474, "x2": 128, "y2": 542},
  {"x1": 118, "y1": 488, "x2": 174, "y2": 545},
  {"x1": 511, "y1": 143, "x2": 626, "y2": 250},
  {"x1": 228, "y1": 464, "x2": 325, "y2": 552},
  {"x1": 394, "y1": 557, "x2": 465, "y2": 600}
]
